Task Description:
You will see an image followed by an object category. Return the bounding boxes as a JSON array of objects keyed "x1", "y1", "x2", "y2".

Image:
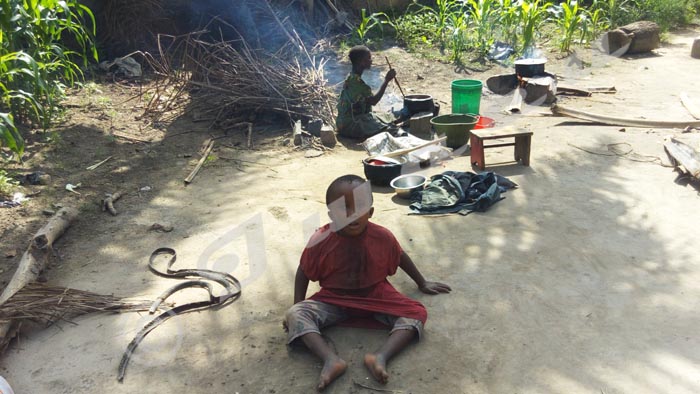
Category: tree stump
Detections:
[
  {"x1": 692, "y1": 38, "x2": 700, "y2": 59},
  {"x1": 602, "y1": 21, "x2": 660, "y2": 56}
]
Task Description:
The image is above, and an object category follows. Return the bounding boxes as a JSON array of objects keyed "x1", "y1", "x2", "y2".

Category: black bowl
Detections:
[{"x1": 363, "y1": 157, "x2": 406, "y2": 186}]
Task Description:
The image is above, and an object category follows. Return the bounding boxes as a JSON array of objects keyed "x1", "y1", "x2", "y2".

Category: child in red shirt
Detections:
[{"x1": 285, "y1": 174, "x2": 451, "y2": 391}]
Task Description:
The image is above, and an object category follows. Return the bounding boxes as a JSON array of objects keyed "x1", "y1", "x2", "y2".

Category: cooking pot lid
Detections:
[
  {"x1": 404, "y1": 94, "x2": 432, "y2": 100},
  {"x1": 514, "y1": 58, "x2": 547, "y2": 65}
]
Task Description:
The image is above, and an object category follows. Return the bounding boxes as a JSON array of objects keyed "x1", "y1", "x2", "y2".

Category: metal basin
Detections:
[{"x1": 390, "y1": 174, "x2": 427, "y2": 199}]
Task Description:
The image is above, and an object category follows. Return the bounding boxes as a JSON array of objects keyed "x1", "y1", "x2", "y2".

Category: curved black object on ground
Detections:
[{"x1": 117, "y1": 248, "x2": 242, "y2": 382}]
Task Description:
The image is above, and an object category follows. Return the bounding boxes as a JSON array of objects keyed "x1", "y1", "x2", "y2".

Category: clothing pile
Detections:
[{"x1": 409, "y1": 171, "x2": 517, "y2": 215}]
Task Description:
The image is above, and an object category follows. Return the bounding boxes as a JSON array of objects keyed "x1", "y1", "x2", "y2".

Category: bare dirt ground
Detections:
[{"x1": 2, "y1": 28, "x2": 700, "y2": 394}]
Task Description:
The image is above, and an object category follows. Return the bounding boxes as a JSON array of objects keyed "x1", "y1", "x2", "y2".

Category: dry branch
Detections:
[
  {"x1": 102, "y1": 192, "x2": 123, "y2": 216},
  {"x1": 185, "y1": 139, "x2": 215, "y2": 185}
]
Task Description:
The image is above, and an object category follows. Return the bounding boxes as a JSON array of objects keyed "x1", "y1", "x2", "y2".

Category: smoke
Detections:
[
  {"x1": 184, "y1": 0, "x2": 316, "y2": 52},
  {"x1": 521, "y1": 46, "x2": 546, "y2": 60}
]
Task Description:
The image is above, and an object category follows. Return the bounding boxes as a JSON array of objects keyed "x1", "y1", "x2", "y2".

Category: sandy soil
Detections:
[{"x1": 1, "y1": 28, "x2": 700, "y2": 394}]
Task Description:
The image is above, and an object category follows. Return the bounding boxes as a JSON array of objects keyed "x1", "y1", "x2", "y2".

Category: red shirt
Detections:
[{"x1": 300, "y1": 222, "x2": 403, "y2": 290}]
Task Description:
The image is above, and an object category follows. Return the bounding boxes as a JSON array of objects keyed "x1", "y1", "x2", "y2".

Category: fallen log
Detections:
[
  {"x1": 0, "y1": 207, "x2": 79, "y2": 304},
  {"x1": 664, "y1": 138, "x2": 700, "y2": 179},
  {"x1": 552, "y1": 104, "x2": 700, "y2": 129},
  {"x1": 0, "y1": 207, "x2": 79, "y2": 351},
  {"x1": 680, "y1": 92, "x2": 700, "y2": 120},
  {"x1": 602, "y1": 21, "x2": 660, "y2": 56}
]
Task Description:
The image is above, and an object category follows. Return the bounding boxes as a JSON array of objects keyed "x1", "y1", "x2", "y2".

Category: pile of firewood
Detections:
[{"x1": 140, "y1": 26, "x2": 335, "y2": 128}]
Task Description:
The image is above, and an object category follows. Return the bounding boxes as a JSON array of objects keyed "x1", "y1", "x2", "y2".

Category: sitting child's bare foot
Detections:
[
  {"x1": 317, "y1": 356, "x2": 347, "y2": 391},
  {"x1": 364, "y1": 353, "x2": 389, "y2": 384}
]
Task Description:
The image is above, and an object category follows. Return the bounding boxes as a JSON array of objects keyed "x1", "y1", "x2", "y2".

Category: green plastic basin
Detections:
[{"x1": 430, "y1": 114, "x2": 478, "y2": 148}]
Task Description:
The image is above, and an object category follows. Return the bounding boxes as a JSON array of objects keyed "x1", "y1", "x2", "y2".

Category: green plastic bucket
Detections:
[
  {"x1": 430, "y1": 114, "x2": 478, "y2": 148},
  {"x1": 452, "y1": 79, "x2": 483, "y2": 115}
]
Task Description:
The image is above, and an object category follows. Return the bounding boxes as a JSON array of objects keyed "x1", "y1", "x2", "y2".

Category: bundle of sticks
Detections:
[{"x1": 140, "y1": 24, "x2": 335, "y2": 128}]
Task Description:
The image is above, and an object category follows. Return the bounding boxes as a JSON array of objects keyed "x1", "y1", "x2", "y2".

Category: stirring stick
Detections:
[{"x1": 385, "y1": 56, "x2": 405, "y2": 98}]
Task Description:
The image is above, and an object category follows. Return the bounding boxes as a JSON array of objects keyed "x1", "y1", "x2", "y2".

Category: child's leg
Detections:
[
  {"x1": 365, "y1": 316, "x2": 424, "y2": 384},
  {"x1": 284, "y1": 300, "x2": 348, "y2": 391},
  {"x1": 300, "y1": 332, "x2": 347, "y2": 391}
]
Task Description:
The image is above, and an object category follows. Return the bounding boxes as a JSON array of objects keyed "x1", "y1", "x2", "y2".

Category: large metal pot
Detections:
[
  {"x1": 403, "y1": 94, "x2": 434, "y2": 115},
  {"x1": 514, "y1": 58, "x2": 547, "y2": 77}
]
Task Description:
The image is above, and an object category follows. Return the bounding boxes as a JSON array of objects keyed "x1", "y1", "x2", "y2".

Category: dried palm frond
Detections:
[{"x1": 0, "y1": 283, "x2": 152, "y2": 327}]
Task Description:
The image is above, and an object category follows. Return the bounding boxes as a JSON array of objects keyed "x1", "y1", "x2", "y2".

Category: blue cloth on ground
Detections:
[{"x1": 409, "y1": 171, "x2": 517, "y2": 216}]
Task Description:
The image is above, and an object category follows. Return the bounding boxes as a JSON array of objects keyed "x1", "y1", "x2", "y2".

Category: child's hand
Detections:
[
  {"x1": 419, "y1": 281, "x2": 451, "y2": 295},
  {"x1": 385, "y1": 69, "x2": 397, "y2": 82}
]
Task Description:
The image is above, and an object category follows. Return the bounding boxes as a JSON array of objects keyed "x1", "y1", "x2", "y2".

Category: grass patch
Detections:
[{"x1": 0, "y1": 169, "x2": 18, "y2": 197}]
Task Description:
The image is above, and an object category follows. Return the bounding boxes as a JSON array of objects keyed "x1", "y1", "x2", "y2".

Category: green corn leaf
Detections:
[{"x1": 0, "y1": 112, "x2": 24, "y2": 160}]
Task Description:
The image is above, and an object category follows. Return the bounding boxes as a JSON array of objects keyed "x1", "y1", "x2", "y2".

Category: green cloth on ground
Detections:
[{"x1": 336, "y1": 73, "x2": 393, "y2": 140}]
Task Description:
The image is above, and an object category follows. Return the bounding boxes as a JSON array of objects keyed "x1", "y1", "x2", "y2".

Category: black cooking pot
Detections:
[
  {"x1": 514, "y1": 58, "x2": 547, "y2": 77},
  {"x1": 404, "y1": 94, "x2": 434, "y2": 115},
  {"x1": 363, "y1": 157, "x2": 406, "y2": 186}
]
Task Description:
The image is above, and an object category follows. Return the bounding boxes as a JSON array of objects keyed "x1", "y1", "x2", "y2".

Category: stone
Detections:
[
  {"x1": 319, "y1": 125, "x2": 337, "y2": 148},
  {"x1": 304, "y1": 150, "x2": 324, "y2": 158},
  {"x1": 306, "y1": 118, "x2": 323, "y2": 137},
  {"x1": 523, "y1": 76, "x2": 557, "y2": 105},
  {"x1": 692, "y1": 38, "x2": 700, "y2": 59}
]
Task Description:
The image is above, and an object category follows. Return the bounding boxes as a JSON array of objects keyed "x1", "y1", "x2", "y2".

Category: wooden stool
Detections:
[{"x1": 470, "y1": 127, "x2": 533, "y2": 170}]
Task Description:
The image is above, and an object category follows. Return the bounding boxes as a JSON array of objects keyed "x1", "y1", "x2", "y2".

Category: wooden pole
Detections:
[
  {"x1": 552, "y1": 104, "x2": 700, "y2": 129},
  {"x1": 385, "y1": 56, "x2": 405, "y2": 98},
  {"x1": 368, "y1": 136, "x2": 447, "y2": 160}
]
